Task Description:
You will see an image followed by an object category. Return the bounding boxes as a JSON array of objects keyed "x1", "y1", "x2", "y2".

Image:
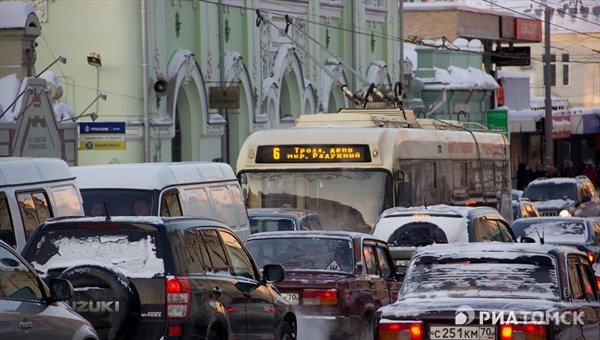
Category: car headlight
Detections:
[{"x1": 559, "y1": 209, "x2": 571, "y2": 217}]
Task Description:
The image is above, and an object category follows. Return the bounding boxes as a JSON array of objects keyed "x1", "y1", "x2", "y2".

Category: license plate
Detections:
[
  {"x1": 281, "y1": 293, "x2": 299, "y2": 305},
  {"x1": 429, "y1": 325, "x2": 495, "y2": 340},
  {"x1": 395, "y1": 260, "x2": 409, "y2": 267}
]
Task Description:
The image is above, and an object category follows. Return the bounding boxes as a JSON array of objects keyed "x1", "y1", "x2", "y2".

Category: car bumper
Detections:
[{"x1": 298, "y1": 314, "x2": 361, "y2": 337}]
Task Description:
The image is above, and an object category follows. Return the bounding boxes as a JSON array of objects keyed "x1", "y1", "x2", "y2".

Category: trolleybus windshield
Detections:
[{"x1": 240, "y1": 170, "x2": 392, "y2": 233}]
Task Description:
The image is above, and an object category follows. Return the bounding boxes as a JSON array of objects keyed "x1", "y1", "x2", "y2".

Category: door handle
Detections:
[
  {"x1": 20, "y1": 318, "x2": 32, "y2": 330},
  {"x1": 212, "y1": 287, "x2": 222, "y2": 297}
]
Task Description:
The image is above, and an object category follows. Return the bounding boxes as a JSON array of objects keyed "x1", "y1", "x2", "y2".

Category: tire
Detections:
[
  {"x1": 279, "y1": 321, "x2": 295, "y2": 340},
  {"x1": 60, "y1": 265, "x2": 139, "y2": 340},
  {"x1": 207, "y1": 330, "x2": 220, "y2": 340},
  {"x1": 355, "y1": 314, "x2": 375, "y2": 340}
]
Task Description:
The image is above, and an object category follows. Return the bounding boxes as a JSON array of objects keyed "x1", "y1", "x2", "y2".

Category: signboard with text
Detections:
[
  {"x1": 486, "y1": 109, "x2": 509, "y2": 136},
  {"x1": 79, "y1": 122, "x2": 126, "y2": 150}
]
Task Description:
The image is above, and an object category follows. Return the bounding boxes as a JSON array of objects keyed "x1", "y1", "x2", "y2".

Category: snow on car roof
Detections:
[
  {"x1": 412, "y1": 242, "x2": 577, "y2": 258},
  {"x1": 512, "y1": 218, "x2": 589, "y2": 245}
]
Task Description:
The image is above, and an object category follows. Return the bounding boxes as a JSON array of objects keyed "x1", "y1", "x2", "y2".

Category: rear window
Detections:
[
  {"x1": 80, "y1": 189, "x2": 155, "y2": 216},
  {"x1": 511, "y1": 220, "x2": 587, "y2": 245},
  {"x1": 250, "y1": 217, "x2": 296, "y2": 233},
  {"x1": 524, "y1": 182, "x2": 577, "y2": 202},
  {"x1": 402, "y1": 254, "x2": 560, "y2": 301},
  {"x1": 387, "y1": 222, "x2": 448, "y2": 247},
  {"x1": 246, "y1": 237, "x2": 354, "y2": 273},
  {"x1": 23, "y1": 224, "x2": 165, "y2": 278}
]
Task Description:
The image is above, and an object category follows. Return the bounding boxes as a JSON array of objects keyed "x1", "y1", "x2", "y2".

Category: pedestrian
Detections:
[
  {"x1": 516, "y1": 163, "x2": 531, "y2": 190},
  {"x1": 562, "y1": 160, "x2": 577, "y2": 177},
  {"x1": 532, "y1": 163, "x2": 546, "y2": 180},
  {"x1": 582, "y1": 159, "x2": 598, "y2": 187},
  {"x1": 547, "y1": 163, "x2": 558, "y2": 178}
]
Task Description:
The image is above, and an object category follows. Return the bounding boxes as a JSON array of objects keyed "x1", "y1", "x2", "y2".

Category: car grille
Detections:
[{"x1": 540, "y1": 211, "x2": 559, "y2": 217}]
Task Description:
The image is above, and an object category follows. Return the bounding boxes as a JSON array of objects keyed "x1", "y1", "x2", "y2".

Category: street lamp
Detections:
[{"x1": 59, "y1": 92, "x2": 107, "y2": 123}]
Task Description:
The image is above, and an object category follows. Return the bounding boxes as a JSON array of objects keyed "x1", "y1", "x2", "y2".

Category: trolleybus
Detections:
[{"x1": 236, "y1": 108, "x2": 511, "y2": 233}]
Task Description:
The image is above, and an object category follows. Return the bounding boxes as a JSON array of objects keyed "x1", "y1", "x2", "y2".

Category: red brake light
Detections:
[
  {"x1": 588, "y1": 252, "x2": 595, "y2": 263},
  {"x1": 500, "y1": 323, "x2": 546, "y2": 340},
  {"x1": 303, "y1": 289, "x2": 338, "y2": 305},
  {"x1": 166, "y1": 276, "x2": 191, "y2": 319},
  {"x1": 379, "y1": 320, "x2": 423, "y2": 340},
  {"x1": 596, "y1": 276, "x2": 600, "y2": 291},
  {"x1": 465, "y1": 200, "x2": 478, "y2": 206}
]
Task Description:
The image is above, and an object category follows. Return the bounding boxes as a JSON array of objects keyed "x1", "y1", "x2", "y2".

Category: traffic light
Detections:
[{"x1": 535, "y1": 117, "x2": 545, "y2": 134}]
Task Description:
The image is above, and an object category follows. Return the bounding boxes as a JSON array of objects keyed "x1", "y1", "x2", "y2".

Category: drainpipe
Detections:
[{"x1": 141, "y1": 0, "x2": 151, "y2": 162}]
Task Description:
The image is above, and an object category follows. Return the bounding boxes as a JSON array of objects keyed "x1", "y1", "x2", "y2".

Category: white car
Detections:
[{"x1": 371, "y1": 205, "x2": 515, "y2": 275}]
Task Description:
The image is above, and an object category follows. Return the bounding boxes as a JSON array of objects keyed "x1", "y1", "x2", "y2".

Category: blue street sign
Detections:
[{"x1": 79, "y1": 122, "x2": 126, "y2": 134}]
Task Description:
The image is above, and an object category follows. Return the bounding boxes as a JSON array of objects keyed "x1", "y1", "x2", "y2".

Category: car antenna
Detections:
[
  {"x1": 536, "y1": 228, "x2": 544, "y2": 245},
  {"x1": 102, "y1": 201, "x2": 111, "y2": 221}
]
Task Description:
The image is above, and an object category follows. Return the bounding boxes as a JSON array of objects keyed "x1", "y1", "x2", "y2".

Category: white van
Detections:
[
  {"x1": 0, "y1": 157, "x2": 85, "y2": 251},
  {"x1": 72, "y1": 162, "x2": 251, "y2": 239}
]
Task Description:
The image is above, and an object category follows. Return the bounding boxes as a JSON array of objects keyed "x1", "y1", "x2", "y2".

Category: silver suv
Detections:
[{"x1": 522, "y1": 176, "x2": 599, "y2": 217}]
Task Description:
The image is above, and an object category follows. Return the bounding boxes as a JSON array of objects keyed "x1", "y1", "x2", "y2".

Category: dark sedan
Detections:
[
  {"x1": 245, "y1": 231, "x2": 402, "y2": 340},
  {"x1": 248, "y1": 208, "x2": 323, "y2": 234},
  {"x1": 377, "y1": 242, "x2": 600, "y2": 340}
]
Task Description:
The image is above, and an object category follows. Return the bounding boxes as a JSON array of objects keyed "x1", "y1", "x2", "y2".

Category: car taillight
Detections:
[
  {"x1": 166, "y1": 276, "x2": 190, "y2": 318},
  {"x1": 500, "y1": 324, "x2": 546, "y2": 340},
  {"x1": 378, "y1": 320, "x2": 423, "y2": 340},
  {"x1": 303, "y1": 289, "x2": 338, "y2": 305},
  {"x1": 587, "y1": 252, "x2": 595, "y2": 263},
  {"x1": 596, "y1": 276, "x2": 600, "y2": 291}
]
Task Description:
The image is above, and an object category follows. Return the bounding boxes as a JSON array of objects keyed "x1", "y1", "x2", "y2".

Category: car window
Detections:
[
  {"x1": 567, "y1": 257, "x2": 584, "y2": 300},
  {"x1": 201, "y1": 229, "x2": 231, "y2": 275},
  {"x1": 17, "y1": 191, "x2": 51, "y2": 240},
  {"x1": 386, "y1": 222, "x2": 448, "y2": 247},
  {"x1": 578, "y1": 260, "x2": 596, "y2": 301},
  {"x1": 219, "y1": 230, "x2": 255, "y2": 279},
  {"x1": 524, "y1": 182, "x2": 577, "y2": 201},
  {"x1": 209, "y1": 187, "x2": 237, "y2": 227},
  {"x1": 50, "y1": 185, "x2": 83, "y2": 216},
  {"x1": 184, "y1": 187, "x2": 214, "y2": 218},
  {"x1": 183, "y1": 229, "x2": 206, "y2": 274},
  {"x1": 363, "y1": 244, "x2": 379, "y2": 276},
  {"x1": 160, "y1": 189, "x2": 183, "y2": 217},
  {"x1": 402, "y1": 254, "x2": 560, "y2": 300},
  {"x1": 375, "y1": 245, "x2": 393, "y2": 277},
  {"x1": 0, "y1": 245, "x2": 44, "y2": 301},
  {"x1": 472, "y1": 218, "x2": 496, "y2": 241},
  {"x1": 0, "y1": 193, "x2": 15, "y2": 247},
  {"x1": 308, "y1": 216, "x2": 323, "y2": 230},
  {"x1": 25, "y1": 226, "x2": 165, "y2": 278},
  {"x1": 245, "y1": 237, "x2": 354, "y2": 273},
  {"x1": 593, "y1": 222, "x2": 600, "y2": 245}
]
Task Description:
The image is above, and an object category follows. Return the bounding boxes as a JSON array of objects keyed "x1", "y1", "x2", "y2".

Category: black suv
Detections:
[
  {"x1": 523, "y1": 176, "x2": 599, "y2": 217},
  {"x1": 21, "y1": 216, "x2": 296, "y2": 340}
]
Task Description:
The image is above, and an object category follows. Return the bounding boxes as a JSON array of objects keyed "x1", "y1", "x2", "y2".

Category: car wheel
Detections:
[
  {"x1": 279, "y1": 321, "x2": 295, "y2": 340},
  {"x1": 60, "y1": 264, "x2": 139, "y2": 340},
  {"x1": 207, "y1": 330, "x2": 220, "y2": 340},
  {"x1": 356, "y1": 314, "x2": 375, "y2": 340}
]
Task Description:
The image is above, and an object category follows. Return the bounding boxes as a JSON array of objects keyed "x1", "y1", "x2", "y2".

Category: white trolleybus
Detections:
[{"x1": 236, "y1": 108, "x2": 511, "y2": 233}]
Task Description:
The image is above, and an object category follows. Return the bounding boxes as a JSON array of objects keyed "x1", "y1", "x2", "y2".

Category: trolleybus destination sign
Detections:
[{"x1": 255, "y1": 145, "x2": 372, "y2": 163}]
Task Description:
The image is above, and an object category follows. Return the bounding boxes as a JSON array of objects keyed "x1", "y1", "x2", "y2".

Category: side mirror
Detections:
[
  {"x1": 263, "y1": 264, "x2": 285, "y2": 283},
  {"x1": 48, "y1": 278, "x2": 73, "y2": 302},
  {"x1": 355, "y1": 262, "x2": 364, "y2": 275}
]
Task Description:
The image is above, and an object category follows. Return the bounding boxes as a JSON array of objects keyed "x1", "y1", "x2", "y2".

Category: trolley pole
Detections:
[{"x1": 543, "y1": 1, "x2": 553, "y2": 169}]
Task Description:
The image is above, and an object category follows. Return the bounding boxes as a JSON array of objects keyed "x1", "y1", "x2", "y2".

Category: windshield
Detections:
[
  {"x1": 246, "y1": 237, "x2": 354, "y2": 273},
  {"x1": 80, "y1": 189, "x2": 156, "y2": 216},
  {"x1": 512, "y1": 220, "x2": 587, "y2": 245},
  {"x1": 250, "y1": 217, "x2": 296, "y2": 233},
  {"x1": 401, "y1": 255, "x2": 560, "y2": 300},
  {"x1": 240, "y1": 170, "x2": 391, "y2": 233},
  {"x1": 523, "y1": 182, "x2": 577, "y2": 202}
]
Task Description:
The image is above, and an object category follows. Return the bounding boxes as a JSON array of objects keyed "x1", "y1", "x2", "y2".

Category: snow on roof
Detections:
[
  {"x1": 421, "y1": 66, "x2": 498, "y2": 90},
  {"x1": 0, "y1": 2, "x2": 35, "y2": 29},
  {"x1": 0, "y1": 74, "x2": 20, "y2": 119}
]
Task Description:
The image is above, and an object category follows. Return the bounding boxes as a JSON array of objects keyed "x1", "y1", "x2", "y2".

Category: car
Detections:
[
  {"x1": 522, "y1": 176, "x2": 600, "y2": 217},
  {"x1": 371, "y1": 205, "x2": 516, "y2": 275},
  {"x1": 511, "y1": 216, "x2": 600, "y2": 289},
  {"x1": 512, "y1": 189, "x2": 524, "y2": 201},
  {"x1": 377, "y1": 242, "x2": 600, "y2": 340},
  {"x1": 0, "y1": 240, "x2": 98, "y2": 340},
  {"x1": 247, "y1": 208, "x2": 323, "y2": 234},
  {"x1": 21, "y1": 216, "x2": 296, "y2": 340},
  {"x1": 244, "y1": 231, "x2": 402, "y2": 340},
  {"x1": 512, "y1": 197, "x2": 541, "y2": 220}
]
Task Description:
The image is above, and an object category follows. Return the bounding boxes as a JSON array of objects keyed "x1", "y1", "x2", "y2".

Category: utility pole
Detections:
[
  {"x1": 543, "y1": 1, "x2": 553, "y2": 169},
  {"x1": 218, "y1": 0, "x2": 227, "y2": 163}
]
